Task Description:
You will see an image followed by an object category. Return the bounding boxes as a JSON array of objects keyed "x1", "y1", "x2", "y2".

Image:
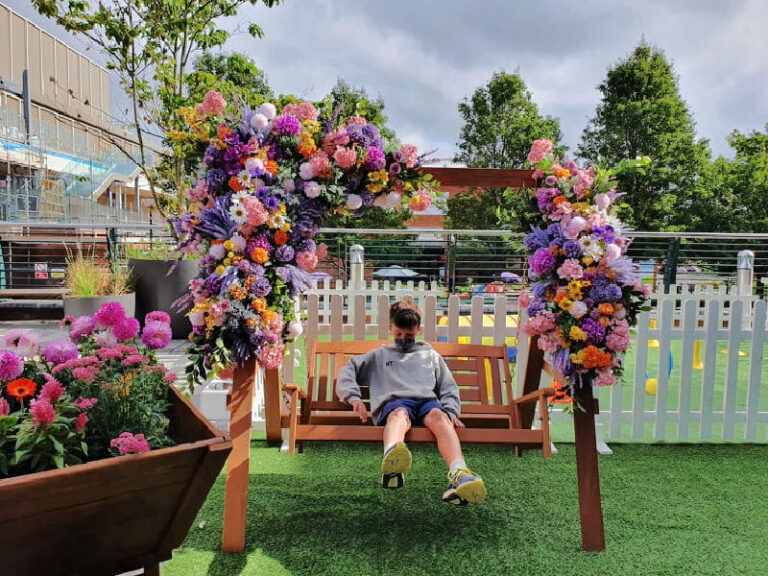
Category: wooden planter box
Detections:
[{"x1": 0, "y1": 387, "x2": 232, "y2": 576}]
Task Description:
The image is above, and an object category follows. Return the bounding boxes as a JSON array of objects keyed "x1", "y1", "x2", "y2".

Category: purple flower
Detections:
[
  {"x1": 546, "y1": 223, "x2": 564, "y2": 246},
  {"x1": 273, "y1": 114, "x2": 302, "y2": 136},
  {"x1": 536, "y1": 188, "x2": 560, "y2": 212},
  {"x1": 94, "y1": 302, "x2": 126, "y2": 329},
  {"x1": 581, "y1": 317, "x2": 606, "y2": 345},
  {"x1": 275, "y1": 245, "x2": 295, "y2": 262},
  {"x1": 206, "y1": 168, "x2": 227, "y2": 191},
  {"x1": 524, "y1": 227, "x2": 550, "y2": 251},
  {"x1": 264, "y1": 196, "x2": 279, "y2": 211},
  {"x1": 529, "y1": 248, "x2": 556, "y2": 276},
  {"x1": 527, "y1": 301, "x2": 545, "y2": 317},
  {"x1": 531, "y1": 281, "x2": 551, "y2": 299},
  {"x1": 364, "y1": 146, "x2": 386, "y2": 170},
  {"x1": 43, "y1": 339, "x2": 79, "y2": 365},
  {"x1": 562, "y1": 240, "x2": 583, "y2": 259},
  {"x1": 0, "y1": 350, "x2": 23, "y2": 381},
  {"x1": 251, "y1": 277, "x2": 272, "y2": 297},
  {"x1": 276, "y1": 266, "x2": 292, "y2": 283},
  {"x1": 70, "y1": 315, "x2": 95, "y2": 341},
  {"x1": 141, "y1": 321, "x2": 172, "y2": 350}
]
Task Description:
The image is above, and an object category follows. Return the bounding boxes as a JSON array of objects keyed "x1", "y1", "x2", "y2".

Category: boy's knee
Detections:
[
  {"x1": 387, "y1": 407, "x2": 411, "y2": 426},
  {"x1": 423, "y1": 408, "x2": 450, "y2": 427}
]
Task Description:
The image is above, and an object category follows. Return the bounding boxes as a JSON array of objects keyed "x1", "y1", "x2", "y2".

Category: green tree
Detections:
[
  {"x1": 32, "y1": 0, "x2": 281, "y2": 221},
  {"x1": 188, "y1": 51, "x2": 272, "y2": 105},
  {"x1": 316, "y1": 78, "x2": 396, "y2": 144},
  {"x1": 578, "y1": 42, "x2": 710, "y2": 231},
  {"x1": 443, "y1": 188, "x2": 505, "y2": 230},
  {"x1": 718, "y1": 126, "x2": 768, "y2": 231},
  {"x1": 455, "y1": 71, "x2": 563, "y2": 169}
]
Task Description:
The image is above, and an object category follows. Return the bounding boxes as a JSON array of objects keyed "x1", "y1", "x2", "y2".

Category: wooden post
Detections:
[
  {"x1": 520, "y1": 335, "x2": 545, "y2": 430},
  {"x1": 264, "y1": 368, "x2": 282, "y2": 445},
  {"x1": 221, "y1": 358, "x2": 256, "y2": 552},
  {"x1": 573, "y1": 384, "x2": 606, "y2": 551}
]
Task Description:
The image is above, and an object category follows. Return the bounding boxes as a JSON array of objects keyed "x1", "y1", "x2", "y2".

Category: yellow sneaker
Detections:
[
  {"x1": 442, "y1": 468, "x2": 487, "y2": 504},
  {"x1": 381, "y1": 442, "x2": 412, "y2": 489}
]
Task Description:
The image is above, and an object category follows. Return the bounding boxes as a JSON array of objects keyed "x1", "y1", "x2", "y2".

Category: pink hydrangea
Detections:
[
  {"x1": 594, "y1": 367, "x2": 616, "y2": 386},
  {"x1": 259, "y1": 343, "x2": 285, "y2": 369},
  {"x1": 141, "y1": 320, "x2": 172, "y2": 349},
  {"x1": 556, "y1": 258, "x2": 584, "y2": 280},
  {"x1": 0, "y1": 349, "x2": 24, "y2": 381},
  {"x1": 94, "y1": 302, "x2": 126, "y2": 329},
  {"x1": 39, "y1": 374, "x2": 66, "y2": 404},
  {"x1": 399, "y1": 144, "x2": 418, "y2": 168},
  {"x1": 75, "y1": 412, "x2": 89, "y2": 433},
  {"x1": 523, "y1": 311, "x2": 557, "y2": 335},
  {"x1": 605, "y1": 332, "x2": 630, "y2": 352},
  {"x1": 0, "y1": 397, "x2": 9, "y2": 416},
  {"x1": 282, "y1": 101, "x2": 318, "y2": 121},
  {"x1": 527, "y1": 139, "x2": 554, "y2": 165},
  {"x1": 30, "y1": 398, "x2": 56, "y2": 426},
  {"x1": 537, "y1": 333, "x2": 560, "y2": 353},
  {"x1": 196, "y1": 90, "x2": 226, "y2": 117},
  {"x1": 145, "y1": 311, "x2": 171, "y2": 324},
  {"x1": 295, "y1": 250, "x2": 318, "y2": 272},
  {"x1": 110, "y1": 432, "x2": 150, "y2": 455},
  {"x1": 408, "y1": 190, "x2": 432, "y2": 212},
  {"x1": 333, "y1": 147, "x2": 358, "y2": 170},
  {"x1": 114, "y1": 317, "x2": 141, "y2": 342}
]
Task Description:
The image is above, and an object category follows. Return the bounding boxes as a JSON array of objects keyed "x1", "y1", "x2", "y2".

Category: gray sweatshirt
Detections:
[{"x1": 336, "y1": 342, "x2": 460, "y2": 425}]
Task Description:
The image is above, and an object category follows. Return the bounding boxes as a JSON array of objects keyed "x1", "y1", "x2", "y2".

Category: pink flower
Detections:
[
  {"x1": 43, "y1": 338, "x2": 79, "y2": 365},
  {"x1": 244, "y1": 197, "x2": 269, "y2": 226},
  {"x1": 282, "y1": 101, "x2": 317, "y2": 121},
  {"x1": 95, "y1": 330, "x2": 118, "y2": 348},
  {"x1": 593, "y1": 193, "x2": 611, "y2": 210},
  {"x1": 333, "y1": 147, "x2": 358, "y2": 170},
  {"x1": 595, "y1": 367, "x2": 616, "y2": 386},
  {"x1": 196, "y1": 90, "x2": 226, "y2": 117},
  {"x1": 72, "y1": 366, "x2": 99, "y2": 383},
  {"x1": 94, "y1": 302, "x2": 126, "y2": 329},
  {"x1": 299, "y1": 162, "x2": 314, "y2": 180},
  {"x1": 114, "y1": 317, "x2": 141, "y2": 341},
  {"x1": 399, "y1": 144, "x2": 418, "y2": 169},
  {"x1": 527, "y1": 139, "x2": 554, "y2": 165},
  {"x1": 145, "y1": 311, "x2": 171, "y2": 325},
  {"x1": 605, "y1": 332, "x2": 630, "y2": 352},
  {"x1": 110, "y1": 432, "x2": 150, "y2": 455},
  {"x1": 408, "y1": 190, "x2": 432, "y2": 212},
  {"x1": 304, "y1": 181, "x2": 323, "y2": 198},
  {"x1": 121, "y1": 354, "x2": 150, "y2": 366},
  {"x1": 569, "y1": 301, "x2": 588, "y2": 318},
  {"x1": 259, "y1": 343, "x2": 284, "y2": 369},
  {"x1": 346, "y1": 194, "x2": 363, "y2": 210},
  {"x1": 208, "y1": 301, "x2": 229, "y2": 326},
  {"x1": 0, "y1": 349, "x2": 24, "y2": 381},
  {"x1": 347, "y1": 115, "x2": 366, "y2": 126},
  {"x1": 309, "y1": 151, "x2": 330, "y2": 177},
  {"x1": 74, "y1": 397, "x2": 98, "y2": 410},
  {"x1": 523, "y1": 311, "x2": 557, "y2": 335},
  {"x1": 96, "y1": 347, "x2": 123, "y2": 359},
  {"x1": 40, "y1": 374, "x2": 66, "y2": 404},
  {"x1": 162, "y1": 373, "x2": 177, "y2": 383},
  {"x1": 4, "y1": 329, "x2": 40, "y2": 358},
  {"x1": 574, "y1": 172, "x2": 595, "y2": 197},
  {"x1": 0, "y1": 397, "x2": 10, "y2": 416},
  {"x1": 537, "y1": 333, "x2": 560, "y2": 352},
  {"x1": 295, "y1": 250, "x2": 318, "y2": 272},
  {"x1": 556, "y1": 258, "x2": 584, "y2": 280},
  {"x1": 141, "y1": 320, "x2": 172, "y2": 349},
  {"x1": 30, "y1": 398, "x2": 56, "y2": 425},
  {"x1": 518, "y1": 289, "x2": 530, "y2": 308},
  {"x1": 75, "y1": 412, "x2": 89, "y2": 433}
]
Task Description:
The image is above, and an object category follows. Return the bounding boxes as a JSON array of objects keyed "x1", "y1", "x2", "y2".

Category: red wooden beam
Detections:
[{"x1": 421, "y1": 167, "x2": 536, "y2": 189}]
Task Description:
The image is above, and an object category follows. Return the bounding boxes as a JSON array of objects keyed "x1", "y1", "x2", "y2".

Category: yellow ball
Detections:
[{"x1": 645, "y1": 378, "x2": 658, "y2": 396}]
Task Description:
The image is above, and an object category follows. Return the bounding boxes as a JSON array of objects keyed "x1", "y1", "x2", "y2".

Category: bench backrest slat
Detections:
[{"x1": 306, "y1": 340, "x2": 514, "y2": 410}]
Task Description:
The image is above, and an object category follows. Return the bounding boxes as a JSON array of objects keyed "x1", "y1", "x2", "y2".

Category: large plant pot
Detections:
[
  {"x1": 0, "y1": 386, "x2": 231, "y2": 576},
  {"x1": 63, "y1": 292, "x2": 136, "y2": 318},
  {"x1": 129, "y1": 259, "x2": 199, "y2": 339}
]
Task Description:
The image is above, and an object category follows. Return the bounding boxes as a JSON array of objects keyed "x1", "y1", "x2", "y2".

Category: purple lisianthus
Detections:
[
  {"x1": 0, "y1": 349, "x2": 24, "y2": 381},
  {"x1": 529, "y1": 248, "x2": 556, "y2": 276},
  {"x1": 275, "y1": 245, "x2": 295, "y2": 262},
  {"x1": 581, "y1": 317, "x2": 606, "y2": 345},
  {"x1": 562, "y1": 240, "x2": 583, "y2": 259},
  {"x1": 273, "y1": 114, "x2": 302, "y2": 136},
  {"x1": 364, "y1": 146, "x2": 386, "y2": 170},
  {"x1": 141, "y1": 321, "x2": 172, "y2": 350},
  {"x1": 264, "y1": 196, "x2": 279, "y2": 211},
  {"x1": 251, "y1": 276, "x2": 272, "y2": 297},
  {"x1": 43, "y1": 339, "x2": 79, "y2": 365}
]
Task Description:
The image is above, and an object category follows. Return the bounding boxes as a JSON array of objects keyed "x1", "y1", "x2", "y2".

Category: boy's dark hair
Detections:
[{"x1": 389, "y1": 299, "x2": 421, "y2": 330}]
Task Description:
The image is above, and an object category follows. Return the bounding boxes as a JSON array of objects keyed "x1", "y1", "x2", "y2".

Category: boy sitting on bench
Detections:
[{"x1": 337, "y1": 299, "x2": 487, "y2": 504}]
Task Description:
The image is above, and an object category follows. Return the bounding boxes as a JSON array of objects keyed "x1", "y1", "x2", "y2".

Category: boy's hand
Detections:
[
  {"x1": 351, "y1": 400, "x2": 368, "y2": 423},
  {"x1": 449, "y1": 413, "x2": 465, "y2": 428}
]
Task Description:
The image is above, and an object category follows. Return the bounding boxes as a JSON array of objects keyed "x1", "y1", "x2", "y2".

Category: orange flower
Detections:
[
  {"x1": 261, "y1": 310, "x2": 276, "y2": 324},
  {"x1": 216, "y1": 124, "x2": 232, "y2": 141},
  {"x1": 554, "y1": 168, "x2": 571, "y2": 179},
  {"x1": 273, "y1": 230, "x2": 289, "y2": 245},
  {"x1": 553, "y1": 291, "x2": 568, "y2": 304},
  {"x1": 598, "y1": 303, "x2": 615, "y2": 315},
  {"x1": 7, "y1": 378, "x2": 37, "y2": 401},
  {"x1": 250, "y1": 247, "x2": 269, "y2": 264},
  {"x1": 251, "y1": 298, "x2": 267, "y2": 312},
  {"x1": 228, "y1": 175, "x2": 245, "y2": 192},
  {"x1": 581, "y1": 345, "x2": 612, "y2": 368},
  {"x1": 265, "y1": 160, "x2": 278, "y2": 175},
  {"x1": 553, "y1": 195, "x2": 568, "y2": 206}
]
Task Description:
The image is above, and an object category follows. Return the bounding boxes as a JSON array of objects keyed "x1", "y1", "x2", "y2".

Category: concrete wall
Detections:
[{"x1": 0, "y1": 2, "x2": 110, "y2": 127}]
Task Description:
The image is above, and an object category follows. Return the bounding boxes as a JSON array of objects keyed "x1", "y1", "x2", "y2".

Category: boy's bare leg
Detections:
[
  {"x1": 422, "y1": 409, "x2": 463, "y2": 466},
  {"x1": 383, "y1": 407, "x2": 411, "y2": 448}
]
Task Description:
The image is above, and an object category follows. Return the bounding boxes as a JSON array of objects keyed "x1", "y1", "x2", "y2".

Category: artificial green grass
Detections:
[{"x1": 162, "y1": 441, "x2": 768, "y2": 576}]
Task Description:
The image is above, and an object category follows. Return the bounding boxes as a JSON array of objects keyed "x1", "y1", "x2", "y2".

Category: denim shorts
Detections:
[{"x1": 378, "y1": 397, "x2": 445, "y2": 426}]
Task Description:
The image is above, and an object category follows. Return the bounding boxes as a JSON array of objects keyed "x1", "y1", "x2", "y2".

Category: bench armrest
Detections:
[
  {"x1": 512, "y1": 388, "x2": 555, "y2": 405},
  {"x1": 282, "y1": 382, "x2": 306, "y2": 399}
]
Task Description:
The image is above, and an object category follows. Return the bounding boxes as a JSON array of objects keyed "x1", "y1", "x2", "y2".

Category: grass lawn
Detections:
[{"x1": 162, "y1": 440, "x2": 768, "y2": 576}]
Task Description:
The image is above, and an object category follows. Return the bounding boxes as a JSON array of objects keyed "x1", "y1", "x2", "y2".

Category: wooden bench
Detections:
[{"x1": 282, "y1": 340, "x2": 554, "y2": 456}]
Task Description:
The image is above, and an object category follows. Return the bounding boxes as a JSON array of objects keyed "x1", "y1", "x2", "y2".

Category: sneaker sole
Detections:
[
  {"x1": 454, "y1": 479, "x2": 487, "y2": 504},
  {"x1": 382, "y1": 472, "x2": 404, "y2": 489},
  {"x1": 381, "y1": 442, "x2": 412, "y2": 475}
]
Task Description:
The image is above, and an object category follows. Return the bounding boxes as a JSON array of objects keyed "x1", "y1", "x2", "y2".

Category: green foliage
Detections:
[
  {"x1": 455, "y1": 71, "x2": 564, "y2": 168},
  {"x1": 444, "y1": 187, "x2": 508, "y2": 230},
  {"x1": 323, "y1": 206, "x2": 413, "y2": 230},
  {"x1": 578, "y1": 42, "x2": 711, "y2": 231},
  {"x1": 316, "y1": 79, "x2": 397, "y2": 144}
]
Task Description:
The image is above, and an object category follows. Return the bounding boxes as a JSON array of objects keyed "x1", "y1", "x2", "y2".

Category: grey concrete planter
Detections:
[
  {"x1": 63, "y1": 292, "x2": 136, "y2": 318},
  {"x1": 129, "y1": 258, "x2": 199, "y2": 339}
]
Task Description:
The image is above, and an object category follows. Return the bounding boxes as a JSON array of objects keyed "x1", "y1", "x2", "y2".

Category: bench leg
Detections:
[
  {"x1": 288, "y1": 389, "x2": 299, "y2": 454},
  {"x1": 539, "y1": 396, "x2": 551, "y2": 458}
]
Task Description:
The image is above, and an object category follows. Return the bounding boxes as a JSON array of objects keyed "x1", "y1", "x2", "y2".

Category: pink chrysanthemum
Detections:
[
  {"x1": 94, "y1": 302, "x2": 126, "y2": 328},
  {"x1": 69, "y1": 315, "x2": 96, "y2": 341},
  {"x1": 145, "y1": 311, "x2": 171, "y2": 325},
  {"x1": 113, "y1": 317, "x2": 141, "y2": 341},
  {"x1": 0, "y1": 349, "x2": 24, "y2": 381},
  {"x1": 43, "y1": 338, "x2": 79, "y2": 365},
  {"x1": 30, "y1": 398, "x2": 57, "y2": 426},
  {"x1": 110, "y1": 432, "x2": 150, "y2": 455},
  {"x1": 141, "y1": 321, "x2": 172, "y2": 350}
]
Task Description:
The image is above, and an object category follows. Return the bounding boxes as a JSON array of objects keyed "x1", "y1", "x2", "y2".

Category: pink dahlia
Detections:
[
  {"x1": 0, "y1": 349, "x2": 24, "y2": 381},
  {"x1": 94, "y1": 302, "x2": 126, "y2": 328},
  {"x1": 141, "y1": 321, "x2": 172, "y2": 350},
  {"x1": 145, "y1": 311, "x2": 171, "y2": 325},
  {"x1": 114, "y1": 317, "x2": 141, "y2": 341}
]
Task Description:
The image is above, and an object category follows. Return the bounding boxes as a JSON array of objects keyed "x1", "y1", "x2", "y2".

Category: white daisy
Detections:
[
  {"x1": 229, "y1": 203, "x2": 248, "y2": 224},
  {"x1": 231, "y1": 191, "x2": 249, "y2": 205},
  {"x1": 236, "y1": 170, "x2": 251, "y2": 188},
  {"x1": 267, "y1": 212, "x2": 288, "y2": 229}
]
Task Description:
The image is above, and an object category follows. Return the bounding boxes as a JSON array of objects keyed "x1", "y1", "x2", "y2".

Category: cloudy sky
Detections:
[{"x1": 10, "y1": 0, "x2": 768, "y2": 160}]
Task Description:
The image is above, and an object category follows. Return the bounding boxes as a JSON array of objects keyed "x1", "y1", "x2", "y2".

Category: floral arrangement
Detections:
[
  {"x1": 520, "y1": 139, "x2": 649, "y2": 408},
  {"x1": 0, "y1": 302, "x2": 176, "y2": 478},
  {"x1": 172, "y1": 91, "x2": 437, "y2": 387}
]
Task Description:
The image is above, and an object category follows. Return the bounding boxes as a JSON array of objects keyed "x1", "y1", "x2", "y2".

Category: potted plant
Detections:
[
  {"x1": 63, "y1": 247, "x2": 135, "y2": 318},
  {"x1": 127, "y1": 243, "x2": 199, "y2": 339},
  {"x1": 0, "y1": 302, "x2": 231, "y2": 575}
]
